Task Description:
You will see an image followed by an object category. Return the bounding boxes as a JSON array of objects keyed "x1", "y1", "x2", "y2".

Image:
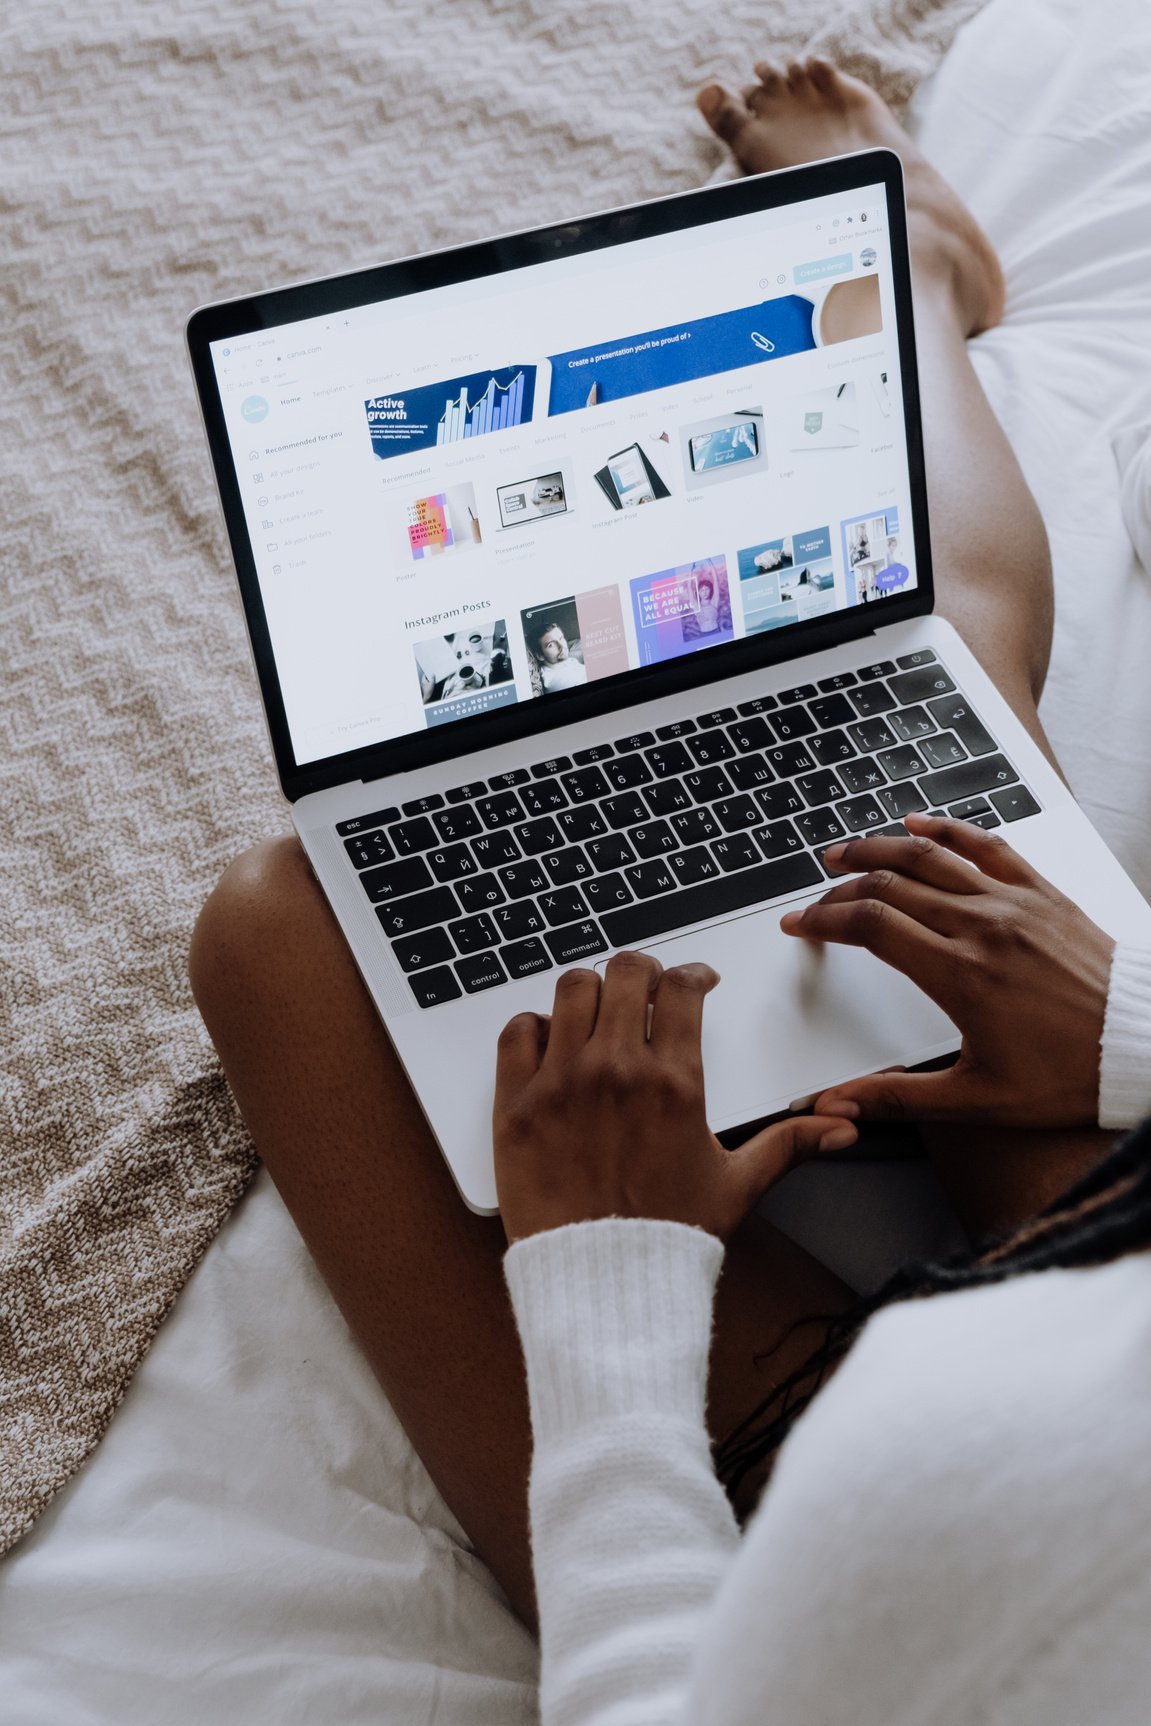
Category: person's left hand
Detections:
[{"x1": 493, "y1": 950, "x2": 858, "y2": 1245}]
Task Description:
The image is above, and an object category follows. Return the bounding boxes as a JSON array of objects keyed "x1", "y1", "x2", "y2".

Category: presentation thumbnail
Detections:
[
  {"x1": 841, "y1": 507, "x2": 910, "y2": 604},
  {"x1": 547, "y1": 293, "x2": 824, "y2": 416},
  {"x1": 544, "y1": 279, "x2": 882, "y2": 417},
  {"x1": 413, "y1": 621, "x2": 517, "y2": 728},
  {"x1": 629, "y1": 557, "x2": 733, "y2": 666},
  {"x1": 496, "y1": 470, "x2": 569, "y2": 529},
  {"x1": 405, "y1": 483, "x2": 481, "y2": 560},
  {"x1": 521, "y1": 587, "x2": 628, "y2": 697}
]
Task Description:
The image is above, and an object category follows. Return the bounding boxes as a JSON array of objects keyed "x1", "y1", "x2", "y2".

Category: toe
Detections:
[
  {"x1": 697, "y1": 83, "x2": 755, "y2": 149},
  {"x1": 785, "y1": 60, "x2": 807, "y2": 91},
  {"x1": 806, "y1": 56, "x2": 835, "y2": 93},
  {"x1": 753, "y1": 59, "x2": 784, "y2": 91},
  {"x1": 746, "y1": 81, "x2": 777, "y2": 117}
]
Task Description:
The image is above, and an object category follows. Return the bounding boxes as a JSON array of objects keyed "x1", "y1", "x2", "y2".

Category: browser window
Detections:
[{"x1": 211, "y1": 182, "x2": 915, "y2": 767}]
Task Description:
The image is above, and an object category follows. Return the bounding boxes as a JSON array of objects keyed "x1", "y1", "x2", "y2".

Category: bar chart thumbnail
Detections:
[
  {"x1": 439, "y1": 371, "x2": 530, "y2": 442},
  {"x1": 366, "y1": 366, "x2": 537, "y2": 461}
]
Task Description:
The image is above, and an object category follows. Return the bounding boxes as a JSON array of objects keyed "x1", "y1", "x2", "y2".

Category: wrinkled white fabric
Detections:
[{"x1": 1112, "y1": 422, "x2": 1151, "y2": 581}]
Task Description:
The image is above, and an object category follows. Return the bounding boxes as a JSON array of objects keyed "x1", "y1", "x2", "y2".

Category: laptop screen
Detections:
[{"x1": 194, "y1": 154, "x2": 928, "y2": 791}]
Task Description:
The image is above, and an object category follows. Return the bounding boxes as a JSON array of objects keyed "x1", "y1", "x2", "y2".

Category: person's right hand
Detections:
[{"x1": 779, "y1": 814, "x2": 1115, "y2": 1129}]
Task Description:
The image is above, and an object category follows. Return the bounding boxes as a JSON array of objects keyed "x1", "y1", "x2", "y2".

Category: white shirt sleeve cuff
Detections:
[
  {"x1": 504, "y1": 1217, "x2": 724, "y2": 1448},
  {"x1": 1099, "y1": 944, "x2": 1151, "y2": 1129}
]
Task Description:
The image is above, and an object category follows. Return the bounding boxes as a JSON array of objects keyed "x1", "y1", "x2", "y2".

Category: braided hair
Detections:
[{"x1": 715, "y1": 1115, "x2": 1151, "y2": 1505}]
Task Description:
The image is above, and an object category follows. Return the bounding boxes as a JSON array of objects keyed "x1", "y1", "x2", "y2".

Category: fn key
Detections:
[{"x1": 407, "y1": 966, "x2": 462, "y2": 1009}]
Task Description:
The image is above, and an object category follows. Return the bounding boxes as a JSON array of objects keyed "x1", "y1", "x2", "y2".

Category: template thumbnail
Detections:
[
  {"x1": 841, "y1": 507, "x2": 910, "y2": 604},
  {"x1": 593, "y1": 440, "x2": 672, "y2": 510},
  {"x1": 365, "y1": 365, "x2": 537, "y2": 461},
  {"x1": 521, "y1": 587, "x2": 628, "y2": 697},
  {"x1": 679, "y1": 410, "x2": 766, "y2": 493},
  {"x1": 738, "y1": 527, "x2": 836, "y2": 634},
  {"x1": 405, "y1": 483, "x2": 481, "y2": 560},
  {"x1": 413, "y1": 621, "x2": 517, "y2": 728},
  {"x1": 547, "y1": 289, "x2": 851, "y2": 416},
  {"x1": 786, "y1": 381, "x2": 861, "y2": 452},
  {"x1": 496, "y1": 470, "x2": 569, "y2": 529},
  {"x1": 629, "y1": 557, "x2": 733, "y2": 666}
]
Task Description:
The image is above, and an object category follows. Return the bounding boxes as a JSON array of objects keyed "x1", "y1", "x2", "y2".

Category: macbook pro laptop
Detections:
[{"x1": 187, "y1": 149, "x2": 1151, "y2": 1212}]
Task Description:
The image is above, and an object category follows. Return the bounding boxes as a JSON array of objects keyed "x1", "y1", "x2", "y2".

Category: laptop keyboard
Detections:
[{"x1": 335, "y1": 650, "x2": 1041, "y2": 1009}]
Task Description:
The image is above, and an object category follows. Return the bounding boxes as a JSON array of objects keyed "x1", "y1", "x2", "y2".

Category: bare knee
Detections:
[{"x1": 189, "y1": 834, "x2": 320, "y2": 1028}]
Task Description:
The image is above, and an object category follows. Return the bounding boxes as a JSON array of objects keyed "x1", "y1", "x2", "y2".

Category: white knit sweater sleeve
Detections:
[
  {"x1": 1099, "y1": 943, "x2": 1151, "y2": 1127},
  {"x1": 503, "y1": 1217, "x2": 738, "y2": 1726}
]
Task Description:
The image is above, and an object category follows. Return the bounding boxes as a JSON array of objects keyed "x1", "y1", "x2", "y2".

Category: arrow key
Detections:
[{"x1": 990, "y1": 785, "x2": 1042, "y2": 823}]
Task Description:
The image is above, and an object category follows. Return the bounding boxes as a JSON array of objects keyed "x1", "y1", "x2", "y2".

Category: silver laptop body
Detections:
[{"x1": 188, "y1": 150, "x2": 1151, "y2": 1212}]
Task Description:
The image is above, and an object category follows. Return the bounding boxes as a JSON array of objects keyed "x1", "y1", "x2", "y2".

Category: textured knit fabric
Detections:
[
  {"x1": 509, "y1": 1220, "x2": 735, "y2": 1724},
  {"x1": 504, "y1": 942, "x2": 1151, "y2": 1725},
  {"x1": 1099, "y1": 946, "x2": 1151, "y2": 1128}
]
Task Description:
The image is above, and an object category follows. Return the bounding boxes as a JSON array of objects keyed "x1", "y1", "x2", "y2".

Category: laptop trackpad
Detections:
[{"x1": 599, "y1": 906, "x2": 957, "y2": 1123}]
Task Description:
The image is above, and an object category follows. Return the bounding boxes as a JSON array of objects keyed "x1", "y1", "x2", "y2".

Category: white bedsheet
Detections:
[
  {"x1": 915, "y1": 0, "x2": 1151, "y2": 883},
  {"x1": 4, "y1": 0, "x2": 1151, "y2": 1718}
]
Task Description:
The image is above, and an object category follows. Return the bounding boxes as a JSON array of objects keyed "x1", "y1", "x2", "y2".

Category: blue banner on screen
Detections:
[
  {"x1": 546, "y1": 295, "x2": 818, "y2": 416},
  {"x1": 365, "y1": 366, "x2": 537, "y2": 460}
]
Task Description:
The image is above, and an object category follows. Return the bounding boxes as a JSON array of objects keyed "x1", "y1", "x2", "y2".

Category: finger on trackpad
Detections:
[{"x1": 598, "y1": 907, "x2": 955, "y2": 1123}]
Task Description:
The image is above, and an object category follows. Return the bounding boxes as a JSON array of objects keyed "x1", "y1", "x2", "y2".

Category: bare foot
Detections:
[{"x1": 697, "y1": 57, "x2": 1004, "y2": 337}]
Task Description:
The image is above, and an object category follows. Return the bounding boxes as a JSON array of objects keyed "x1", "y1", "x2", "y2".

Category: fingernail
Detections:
[
  {"x1": 823, "y1": 843, "x2": 846, "y2": 865},
  {"x1": 697, "y1": 84, "x2": 723, "y2": 118},
  {"x1": 822, "y1": 1098, "x2": 860, "y2": 1118},
  {"x1": 671, "y1": 961, "x2": 719, "y2": 987},
  {"x1": 779, "y1": 910, "x2": 803, "y2": 933},
  {"x1": 819, "y1": 1126, "x2": 858, "y2": 1152}
]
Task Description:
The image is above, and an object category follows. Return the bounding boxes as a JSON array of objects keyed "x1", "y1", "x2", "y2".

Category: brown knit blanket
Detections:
[{"x1": 0, "y1": 0, "x2": 988, "y2": 1552}]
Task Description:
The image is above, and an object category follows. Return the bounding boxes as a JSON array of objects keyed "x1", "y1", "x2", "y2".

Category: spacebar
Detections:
[{"x1": 600, "y1": 853, "x2": 822, "y2": 948}]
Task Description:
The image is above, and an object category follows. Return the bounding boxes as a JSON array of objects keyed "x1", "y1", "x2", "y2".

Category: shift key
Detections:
[{"x1": 918, "y1": 754, "x2": 1020, "y2": 807}]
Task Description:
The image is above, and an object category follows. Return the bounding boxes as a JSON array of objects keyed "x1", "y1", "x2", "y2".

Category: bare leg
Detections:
[
  {"x1": 189, "y1": 838, "x2": 852, "y2": 1630},
  {"x1": 698, "y1": 59, "x2": 1116, "y2": 1224},
  {"x1": 698, "y1": 59, "x2": 1052, "y2": 744},
  {"x1": 910, "y1": 267, "x2": 1057, "y2": 760}
]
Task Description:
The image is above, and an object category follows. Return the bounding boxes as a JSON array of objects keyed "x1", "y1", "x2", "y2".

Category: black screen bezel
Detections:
[{"x1": 186, "y1": 148, "x2": 933, "y2": 802}]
